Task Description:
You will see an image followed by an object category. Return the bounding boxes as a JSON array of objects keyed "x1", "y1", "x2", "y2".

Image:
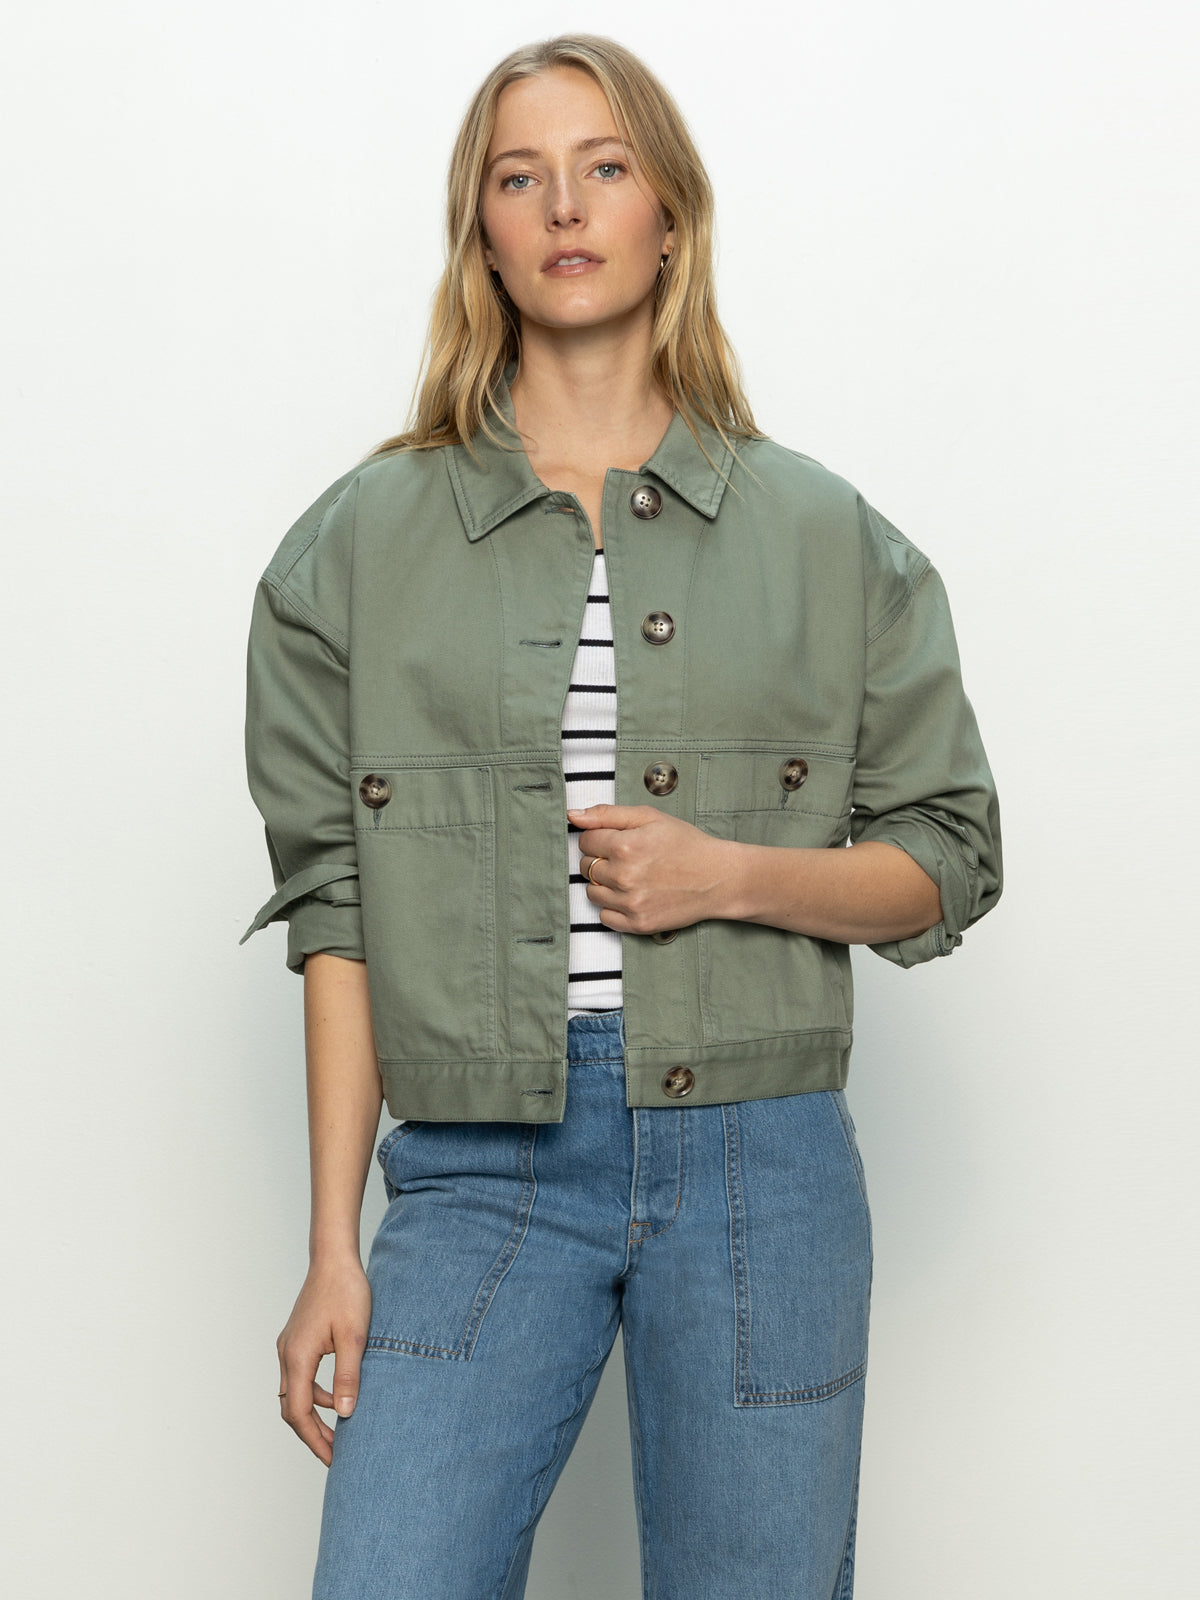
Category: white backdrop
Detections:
[{"x1": 3, "y1": 2, "x2": 1196, "y2": 1595}]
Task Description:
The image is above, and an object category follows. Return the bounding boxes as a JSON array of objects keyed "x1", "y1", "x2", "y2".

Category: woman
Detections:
[{"x1": 242, "y1": 34, "x2": 1002, "y2": 1600}]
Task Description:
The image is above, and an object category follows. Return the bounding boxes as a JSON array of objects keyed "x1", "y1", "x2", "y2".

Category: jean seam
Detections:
[
  {"x1": 629, "y1": 1111, "x2": 686, "y2": 1243},
  {"x1": 461, "y1": 1125, "x2": 538, "y2": 1357},
  {"x1": 366, "y1": 1124, "x2": 539, "y2": 1362},
  {"x1": 623, "y1": 1327, "x2": 653, "y2": 1600},
  {"x1": 723, "y1": 1102, "x2": 750, "y2": 1406},
  {"x1": 500, "y1": 1332, "x2": 616, "y2": 1595},
  {"x1": 724, "y1": 1100, "x2": 868, "y2": 1408},
  {"x1": 833, "y1": 1449, "x2": 861, "y2": 1599}
]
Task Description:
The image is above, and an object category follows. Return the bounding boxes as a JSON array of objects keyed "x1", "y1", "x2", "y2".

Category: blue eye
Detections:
[
  {"x1": 595, "y1": 162, "x2": 622, "y2": 179},
  {"x1": 502, "y1": 173, "x2": 532, "y2": 191}
]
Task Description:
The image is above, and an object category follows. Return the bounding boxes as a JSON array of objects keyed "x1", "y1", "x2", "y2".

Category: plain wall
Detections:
[{"x1": 3, "y1": 2, "x2": 1196, "y2": 1594}]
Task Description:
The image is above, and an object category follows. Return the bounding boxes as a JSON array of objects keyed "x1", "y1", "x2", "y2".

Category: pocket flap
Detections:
[{"x1": 697, "y1": 750, "x2": 853, "y2": 819}]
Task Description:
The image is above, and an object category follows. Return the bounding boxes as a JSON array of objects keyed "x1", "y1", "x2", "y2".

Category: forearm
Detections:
[
  {"x1": 721, "y1": 838, "x2": 943, "y2": 944},
  {"x1": 303, "y1": 952, "x2": 383, "y2": 1264}
]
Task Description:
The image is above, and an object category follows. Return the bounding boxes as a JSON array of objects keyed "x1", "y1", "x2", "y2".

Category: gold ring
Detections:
[
  {"x1": 587, "y1": 856, "x2": 601, "y2": 886},
  {"x1": 277, "y1": 1390, "x2": 287, "y2": 1399}
]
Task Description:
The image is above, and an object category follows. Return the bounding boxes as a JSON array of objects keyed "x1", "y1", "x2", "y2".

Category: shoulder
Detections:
[
  {"x1": 261, "y1": 447, "x2": 443, "y2": 585},
  {"x1": 730, "y1": 434, "x2": 934, "y2": 628},
  {"x1": 254, "y1": 446, "x2": 449, "y2": 644}
]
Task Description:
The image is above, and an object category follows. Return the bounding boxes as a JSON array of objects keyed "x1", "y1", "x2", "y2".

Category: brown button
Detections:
[
  {"x1": 779, "y1": 757, "x2": 809, "y2": 791},
  {"x1": 650, "y1": 927, "x2": 679, "y2": 944},
  {"x1": 641, "y1": 611, "x2": 675, "y2": 644},
  {"x1": 359, "y1": 774, "x2": 393, "y2": 809},
  {"x1": 630, "y1": 485, "x2": 662, "y2": 519},
  {"x1": 662, "y1": 1066, "x2": 695, "y2": 1098},
  {"x1": 643, "y1": 761, "x2": 678, "y2": 797}
]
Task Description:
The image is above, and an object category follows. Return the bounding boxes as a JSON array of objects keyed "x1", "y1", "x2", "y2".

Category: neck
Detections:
[{"x1": 508, "y1": 313, "x2": 673, "y2": 468}]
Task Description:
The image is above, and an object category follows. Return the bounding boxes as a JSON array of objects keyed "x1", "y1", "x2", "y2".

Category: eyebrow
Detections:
[{"x1": 485, "y1": 135, "x2": 626, "y2": 174}]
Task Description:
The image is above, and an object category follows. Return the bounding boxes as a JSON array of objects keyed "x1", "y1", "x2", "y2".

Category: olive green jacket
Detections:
[{"x1": 241, "y1": 393, "x2": 1002, "y2": 1122}]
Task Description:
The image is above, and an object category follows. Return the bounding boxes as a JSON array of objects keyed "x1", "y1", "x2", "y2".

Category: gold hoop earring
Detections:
[{"x1": 658, "y1": 254, "x2": 669, "y2": 275}]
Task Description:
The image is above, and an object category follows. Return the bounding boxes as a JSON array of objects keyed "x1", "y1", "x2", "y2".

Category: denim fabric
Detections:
[{"x1": 313, "y1": 1010, "x2": 871, "y2": 1600}]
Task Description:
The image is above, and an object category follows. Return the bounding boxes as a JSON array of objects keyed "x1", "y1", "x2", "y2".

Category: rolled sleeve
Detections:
[
  {"x1": 241, "y1": 549, "x2": 364, "y2": 974},
  {"x1": 850, "y1": 527, "x2": 1002, "y2": 968}
]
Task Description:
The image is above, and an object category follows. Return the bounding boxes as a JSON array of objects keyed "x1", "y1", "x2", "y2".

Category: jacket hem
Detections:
[{"x1": 378, "y1": 1030, "x2": 852, "y2": 1124}]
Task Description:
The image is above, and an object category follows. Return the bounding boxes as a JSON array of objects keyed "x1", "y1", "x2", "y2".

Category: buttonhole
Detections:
[
  {"x1": 516, "y1": 935, "x2": 555, "y2": 944},
  {"x1": 519, "y1": 639, "x2": 562, "y2": 648},
  {"x1": 522, "y1": 1087, "x2": 554, "y2": 1096},
  {"x1": 514, "y1": 782, "x2": 552, "y2": 792},
  {"x1": 779, "y1": 789, "x2": 789, "y2": 809}
]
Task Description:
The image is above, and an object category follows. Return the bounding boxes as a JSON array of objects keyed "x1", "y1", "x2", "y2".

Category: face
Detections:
[{"x1": 480, "y1": 67, "x2": 674, "y2": 336}]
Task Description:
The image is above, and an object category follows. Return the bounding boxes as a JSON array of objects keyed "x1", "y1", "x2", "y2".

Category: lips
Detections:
[{"x1": 541, "y1": 249, "x2": 603, "y2": 271}]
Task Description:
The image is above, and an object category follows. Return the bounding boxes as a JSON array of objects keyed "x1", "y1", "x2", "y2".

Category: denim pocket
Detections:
[
  {"x1": 366, "y1": 1121, "x2": 538, "y2": 1361},
  {"x1": 723, "y1": 1091, "x2": 872, "y2": 1406}
]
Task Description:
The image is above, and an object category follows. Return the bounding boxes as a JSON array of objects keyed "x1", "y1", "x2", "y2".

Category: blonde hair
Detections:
[{"x1": 370, "y1": 35, "x2": 759, "y2": 457}]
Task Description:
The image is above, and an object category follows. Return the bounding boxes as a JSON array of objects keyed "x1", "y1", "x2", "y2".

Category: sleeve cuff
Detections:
[
  {"x1": 239, "y1": 861, "x2": 365, "y2": 973},
  {"x1": 856, "y1": 811, "x2": 977, "y2": 969},
  {"x1": 284, "y1": 899, "x2": 366, "y2": 974}
]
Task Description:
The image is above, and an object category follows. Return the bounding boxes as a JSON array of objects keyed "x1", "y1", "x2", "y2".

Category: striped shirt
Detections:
[{"x1": 564, "y1": 550, "x2": 623, "y2": 1016}]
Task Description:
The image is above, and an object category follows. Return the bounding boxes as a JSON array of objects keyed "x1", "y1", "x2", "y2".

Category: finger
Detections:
[
  {"x1": 585, "y1": 874, "x2": 628, "y2": 910},
  {"x1": 574, "y1": 827, "x2": 621, "y2": 861},
  {"x1": 280, "y1": 1342, "x2": 334, "y2": 1463},
  {"x1": 293, "y1": 1402, "x2": 335, "y2": 1466},
  {"x1": 579, "y1": 852, "x2": 604, "y2": 883},
  {"x1": 567, "y1": 804, "x2": 651, "y2": 829},
  {"x1": 312, "y1": 1382, "x2": 336, "y2": 1409},
  {"x1": 332, "y1": 1325, "x2": 366, "y2": 1418}
]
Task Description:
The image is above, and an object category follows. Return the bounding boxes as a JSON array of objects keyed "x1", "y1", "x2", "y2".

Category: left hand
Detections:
[{"x1": 568, "y1": 804, "x2": 740, "y2": 935}]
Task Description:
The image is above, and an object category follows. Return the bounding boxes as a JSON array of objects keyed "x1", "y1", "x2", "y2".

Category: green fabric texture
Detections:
[{"x1": 242, "y1": 384, "x2": 1002, "y2": 1121}]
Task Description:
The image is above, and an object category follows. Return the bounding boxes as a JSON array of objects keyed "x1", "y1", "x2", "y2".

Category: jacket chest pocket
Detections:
[
  {"x1": 354, "y1": 764, "x2": 496, "y2": 1062},
  {"x1": 695, "y1": 750, "x2": 854, "y2": 1045}
]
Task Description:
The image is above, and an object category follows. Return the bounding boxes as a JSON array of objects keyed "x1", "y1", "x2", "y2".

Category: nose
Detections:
[{"x1": 546, "y1": 170, "x2": 585, "y2": 229}]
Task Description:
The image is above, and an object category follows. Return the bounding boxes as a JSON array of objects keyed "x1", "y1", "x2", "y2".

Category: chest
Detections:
[{"x1": 345, "y1": 466, "x2": 865, "y2": 756}]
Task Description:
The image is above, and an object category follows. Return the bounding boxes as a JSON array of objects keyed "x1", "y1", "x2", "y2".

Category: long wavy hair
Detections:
[{"x1": 370, "y1": 35, "x2": 759, "y2": 458}]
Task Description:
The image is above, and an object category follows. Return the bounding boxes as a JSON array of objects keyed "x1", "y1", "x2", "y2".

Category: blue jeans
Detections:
[{"x1": 313, "y1": 1010, "x2": 871, "y2": 1600}]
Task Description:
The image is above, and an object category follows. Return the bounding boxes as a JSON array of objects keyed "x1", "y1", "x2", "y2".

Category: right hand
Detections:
[{"x1": 276, "y1": 1257, "x2": 372, "y2": 1465}]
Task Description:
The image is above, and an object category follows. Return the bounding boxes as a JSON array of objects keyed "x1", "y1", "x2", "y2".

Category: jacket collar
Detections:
[{"x1": 445, "y1": 371, "x2": 735, "y2": 542}]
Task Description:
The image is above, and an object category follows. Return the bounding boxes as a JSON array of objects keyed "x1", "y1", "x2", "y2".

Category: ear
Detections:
[{"x1": 661, "y1": 214, "x2": 676, "y2": 259}]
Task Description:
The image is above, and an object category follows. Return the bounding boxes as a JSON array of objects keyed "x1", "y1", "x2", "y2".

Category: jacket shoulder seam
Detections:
[
  {"x1": 261, "y1": 473, "x2": 362, "y2": 651},
  {"x1": 866, "y1": 552, "x2": 933, "y2": 646},
  {"x1": 261, "y1": 569, "x2": 349, "y2": 653}
]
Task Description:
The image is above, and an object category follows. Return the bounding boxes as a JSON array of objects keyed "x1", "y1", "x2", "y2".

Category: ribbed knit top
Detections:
[{"x1": 563, "y1": 549, "x2": 623, "y2": 1016}]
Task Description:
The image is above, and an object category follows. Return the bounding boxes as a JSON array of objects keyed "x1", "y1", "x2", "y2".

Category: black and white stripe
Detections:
[{"x1": 565, "y1": 551, "x2": 622, "y2": 1015}]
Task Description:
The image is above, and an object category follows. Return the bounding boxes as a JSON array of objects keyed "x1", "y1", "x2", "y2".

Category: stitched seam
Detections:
[
  {"x1": 262, "y1": 572, "x2": 348, "y2": 654},
  {"x1": 678, "y1": 512, "x2": 707, "y2": 740},
  {"x1": 625, "y1": 1333, "x2": 652, "y2": 1600},
  {"x1": 632, "y1": 1112, "x2": 686, "y2": 1242},
  {"x1": 351, "y1": 742, "x2": 856, "y2": 765},
  {"x1": 458, "y1": 1123, "x2": 535, "y2": 1357},
  {"x1": 621, "y1": 1111, "x2": 642, "y2": 1277},
  {"x1": 369, "y1": 1124, "x2": 537, "y2": 1360},
  {"x1": 737, "y1": 1364, "x2": 867, "y2": 1404},
  {"x1": 365, "y1": 1336, "x2": 467, "y2": 1359},
  {"x1": 696, "y1": 803, "x2": 852, "y2": 819},
  {"x1": 353, "y1": 820, "x2": 491, "y2": 833},
  {"x1": 515, "y1": 1329, "x2": 615, "y2": 1563},
  {"x1": 723, "y1": 1103, "x2": 752, "y2": 1405},
  {"x1": 627, "y1": 1027, "x2": 851, "y2": 1055},
  {"x1": 834, "y1": 1452, "x2": 862, "y2": 1600},
  {"x1": 865, "y1": 555, "x2": 933, "y2": 646},
  {"x1": 829, "y1": 1092, "x2": 871, "y2": 1216}
]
